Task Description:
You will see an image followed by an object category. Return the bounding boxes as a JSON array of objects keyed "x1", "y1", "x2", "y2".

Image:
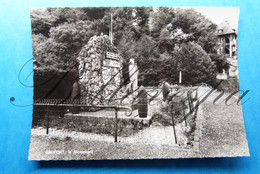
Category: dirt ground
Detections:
[{"x1": 28, "y1": 87, "x2": 249, "y2": 160}]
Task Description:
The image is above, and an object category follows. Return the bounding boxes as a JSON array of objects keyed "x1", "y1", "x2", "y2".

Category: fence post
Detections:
[
  {"x1": 183, "y1": 102, "x2": 187, "y2": 126},
  {"x1": 114, "y1": 107, "x2": 118, "y2": 142},
  {"x1": 194, "y1": 100, "x2": 199, "y2": 119},
  {"x1": 190, "y1": 93, "x2": 194, "y2": 112},
  {"x1": 170, "y1": 104, "x2": 177, "y2": 144},
  {"x1": 46, "y1": 106, "x2": 50, "y2": 134},
  {"x1": 187, "y1": 92, "x2": 193, "y2": 114}
]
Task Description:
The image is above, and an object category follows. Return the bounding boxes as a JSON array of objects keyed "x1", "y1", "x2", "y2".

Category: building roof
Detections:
[{"x1": 217, "y1": 20, "x2": 237, "y2": 36}]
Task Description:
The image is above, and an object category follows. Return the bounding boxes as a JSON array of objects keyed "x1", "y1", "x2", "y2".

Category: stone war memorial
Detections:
[{"x1": 76, "y1": 35, "x2": 123, "y2": 105}]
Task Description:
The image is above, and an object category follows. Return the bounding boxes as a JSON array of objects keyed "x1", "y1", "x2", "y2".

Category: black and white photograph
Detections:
[{"x1": 28, "y1": 7, "x2": 249, "y2": 160}]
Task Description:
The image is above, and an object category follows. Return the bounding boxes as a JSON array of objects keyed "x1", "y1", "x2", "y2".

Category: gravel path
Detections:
[{"x1": 31, "y1": 125, "x2": 179, "y2": 146}]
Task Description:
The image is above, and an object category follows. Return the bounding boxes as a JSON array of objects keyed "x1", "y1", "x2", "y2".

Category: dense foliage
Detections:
[{"x1": 31, "y1": 7, "x2": 227, "y2": 86}]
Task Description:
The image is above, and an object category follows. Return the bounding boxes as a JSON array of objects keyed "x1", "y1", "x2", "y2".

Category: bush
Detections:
[
  {"x1": 213, "y1": 78, "x2": 240, "y2": 92},
  {"x1": 209, "y1": 54, "x2": 230, "y2": 73},
  {"x1": 152, "y1": 96, "x2": 186, "y2": 126}
]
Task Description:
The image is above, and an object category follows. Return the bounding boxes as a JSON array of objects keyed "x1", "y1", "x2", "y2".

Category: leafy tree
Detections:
[
  {"x1": 49, "y1": 20, "x2": 100, "y2": 54},
  {"x1": 32, "y1": 34, "x2": 69, "y2": 72},
  {"x1": 171, "y1": 8, "x2": 218, "y2": 53},
  {"x1": 150, "y1": 7, "x2": 176, "y2": 39},
  {"x1": 31, "y1": 7, "x2": 109, "y2": 37},
  {"x1": 31, "y1": 8, "x2": 111, "y2": 72},
  {"x1": 151, "y1": 8, "x2": 218, "y2": 54},
  {"x1": 171, "y1": 42, "x2": 217, "y2": 85},
  {"x1": 157, "y1": 27, "x2": 173, "y2": 53},
  {"x1": 30, "y1": 9, "x2": 53, "y2": 37},
  {"x1": 118, "y1": 33, "x2": 160, "y2": 86},
  {"x1": 157, "y1": 53, "x2": 179, "y2": 84},
  {"x1": 111, "y1": 7, "x2": 151, "y2": 45}
]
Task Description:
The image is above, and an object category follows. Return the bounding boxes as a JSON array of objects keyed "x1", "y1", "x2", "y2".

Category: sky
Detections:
[{"x1": 183, "y1": 7, "x2": 240, "y2": 30}]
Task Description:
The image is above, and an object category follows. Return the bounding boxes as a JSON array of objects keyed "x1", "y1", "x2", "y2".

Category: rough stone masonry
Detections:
[{"x1": 76, "y1": 35, "x2": 123, "y2": 105}]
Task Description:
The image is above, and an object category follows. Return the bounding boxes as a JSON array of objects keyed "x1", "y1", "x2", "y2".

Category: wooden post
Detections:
[
  {"x1": 183, "y1": 103, "x2": 187, "y2": 126},
  {"x1": 170, "y1": 104, "x2": 177, "y2": 144},
  {"x1": 194, "y1": 100, "x2": 199, "y2": 119},
  {"x1": 114, "y1": 107, "x2": 118, "y2": 142},
  {"x1": 46, "y1": 107, "x2": 50, "y2": 134},
  {"x1": 188, "y1": 95, "x2": 191, "y2": 114},
  {"x1": 46, "y1": 116, "x2": 50, "y2": 134},
  {"x1": 187, "y1": 92, "x2": 193, "y2": 114},
  {"x1": 189, "y1": 93, "x2": 193, "y2": 113}
]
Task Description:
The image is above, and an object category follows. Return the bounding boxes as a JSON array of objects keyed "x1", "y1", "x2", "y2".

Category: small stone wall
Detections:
[{"x1": 64, "y1": 110, "x2": 152, "y2": 137}]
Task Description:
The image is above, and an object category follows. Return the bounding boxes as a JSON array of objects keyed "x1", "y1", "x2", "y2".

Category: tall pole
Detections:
[
  {"x1": 111, "y1": 13, "x2": 113, "y2": 44},
  {"x1": 179, "y1": 71, "x2": 182, "y2": 84}
]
